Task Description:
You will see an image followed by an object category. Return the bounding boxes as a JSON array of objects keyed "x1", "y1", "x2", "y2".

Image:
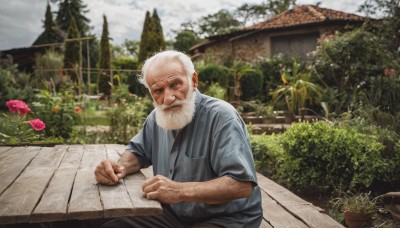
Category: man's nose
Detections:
[{"x1": 163, "y1": 89, "x2": 175, "y2": 105}]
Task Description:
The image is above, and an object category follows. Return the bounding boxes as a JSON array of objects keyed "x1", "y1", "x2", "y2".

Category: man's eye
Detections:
[
  {"x1": 171, "y1": 83, "x2": 179, "y2": 88},
  {"x1": 153, "y1": 89, "x2": 162, "y2": 94}
]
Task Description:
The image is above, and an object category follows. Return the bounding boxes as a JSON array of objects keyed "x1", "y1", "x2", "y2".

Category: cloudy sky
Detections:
[{"x1": 0, "y1": 0, "x2": 368, "y2": 50}]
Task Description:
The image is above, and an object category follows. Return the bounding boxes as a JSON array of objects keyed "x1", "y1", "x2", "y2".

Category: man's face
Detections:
[
  {"x1": 146, "y1": 60, "x2": 198, "y2": 130},
  {"x1": 147, "y1": 61, "x2": 190, "y2": 111}
]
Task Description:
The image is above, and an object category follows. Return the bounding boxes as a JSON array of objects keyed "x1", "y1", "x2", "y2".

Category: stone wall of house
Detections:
[
  {"x1": 201, "y1": 25, "x2": 357, "y2": 65},
  {"x1": 232, "y1": 32, "x2": 271, "y2": 63},
  {"x1": 204, "y1": 40, "x2": 233, "y2": 65}
]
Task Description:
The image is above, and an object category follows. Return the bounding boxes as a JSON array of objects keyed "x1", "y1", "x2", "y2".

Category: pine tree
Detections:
[
  {"x1": 98, "y1": 15, "x2": 111, "y2": 97},
  {"x1": 56, "y1": 0, "x2": 90, "y2": 37},
  {"x1": 33, "y1": 3, "x2": 60, "y2": 45},
  {"x1": 64, "y1": 16, "x2": 80, "y2": 81}
]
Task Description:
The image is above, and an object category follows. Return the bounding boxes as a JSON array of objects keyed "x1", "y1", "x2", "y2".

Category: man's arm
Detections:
[
  {"x1": 94, "y1": 150, "x2": 141, "y2": 185},
  {"x1": 142, "y1": 175, "x2": 253, "y2": 204}
]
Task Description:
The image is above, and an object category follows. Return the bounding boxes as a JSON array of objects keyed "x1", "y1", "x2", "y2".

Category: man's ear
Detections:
[{"x1": 192, "y1": 72, "x2": 198, "y2": 90}]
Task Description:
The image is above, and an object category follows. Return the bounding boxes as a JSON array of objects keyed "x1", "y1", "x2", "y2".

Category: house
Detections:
[{"x1": 189, "y1": 5, "x2": 369, "y2": 64}]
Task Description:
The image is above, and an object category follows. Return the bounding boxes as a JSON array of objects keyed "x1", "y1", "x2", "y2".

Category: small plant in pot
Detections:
[{"x1": 332, "y1": 192, "x2": 378, "y2": 228}]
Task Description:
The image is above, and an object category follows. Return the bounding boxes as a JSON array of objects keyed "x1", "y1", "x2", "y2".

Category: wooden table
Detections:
[{"x1": 0, "y1": 144, "x2": 163, "y2": 225}]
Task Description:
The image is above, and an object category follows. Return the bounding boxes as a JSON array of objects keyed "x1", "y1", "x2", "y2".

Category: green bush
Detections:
[
  {"x1": 202, "y1": 82, "x2": 227, "y2": 100},
  {"x1": 278, "y1": 121, "x2": 389, "y2": 191},
  {"x1": 31, "y1": 89, "x2": 80, "y2": 139},
  {"x1": 240, "y1": 67, "x2": 264, "y2": 101},
  {"x1": 197, "y1": 64, "x2": 230, "y2": 89},
  {"x1": 0, "y1": 66, "x2": 34, "y2": 110},
  {"x1": 250, "y1": 133, "x2": 284, "y2": 178}
]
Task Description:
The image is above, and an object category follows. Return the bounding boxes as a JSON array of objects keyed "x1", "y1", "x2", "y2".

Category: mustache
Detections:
[{"x1": 159, "y1": 99, "x2": 188, "y2": 110}]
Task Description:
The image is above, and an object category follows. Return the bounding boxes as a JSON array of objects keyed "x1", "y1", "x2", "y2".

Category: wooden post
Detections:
[{"x1": 86, "y1": 40, "x2": 91, "y2": 95}]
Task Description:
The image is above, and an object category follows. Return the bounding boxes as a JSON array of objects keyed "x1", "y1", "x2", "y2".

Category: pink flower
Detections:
[
  {"x1": 384, "y1": 68, "x2": 396, "y2": 76},
  {"x1": 29, "y1": 119, "x2": 46, "y2": 131},
  {"x1": 74, "y1": 106, "x2": 82, "y2": 113},
  {"x1": 6, "y1": 100, "x2": 31, "y2": 115}
]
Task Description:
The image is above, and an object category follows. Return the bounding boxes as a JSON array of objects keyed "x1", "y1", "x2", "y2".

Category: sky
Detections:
[{"x1": 0, "y1": 0, "x2": 368, "y2": 50}]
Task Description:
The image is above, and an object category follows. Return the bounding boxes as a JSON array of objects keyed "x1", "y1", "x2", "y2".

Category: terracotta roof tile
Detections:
[{"x1": 244, "y1": 5, "x2": 367, "y2": 31}]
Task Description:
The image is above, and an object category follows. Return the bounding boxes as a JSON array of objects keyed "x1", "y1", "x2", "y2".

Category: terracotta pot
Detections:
[{"x1": 343, "y1": 211, "x2": 372, "y2": 228}]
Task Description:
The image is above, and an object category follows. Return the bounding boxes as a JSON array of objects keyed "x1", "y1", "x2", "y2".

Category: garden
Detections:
[{"x1": 2, "y1": 4, "x2": 400, "y2": 228}]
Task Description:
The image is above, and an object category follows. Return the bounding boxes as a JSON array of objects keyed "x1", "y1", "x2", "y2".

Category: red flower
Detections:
[
  {"x1": 384, "y1": 68, "x2": 396, "y2": 76},
  {"x1": 29, "y1": 119, "x2": 46, "y2": 131},
  {"x1": 74, "y1": 106, "x2": 82, "y2": 113},
  {"x1": 6, "y1": 100, "x2": 31, "y2": 115}
]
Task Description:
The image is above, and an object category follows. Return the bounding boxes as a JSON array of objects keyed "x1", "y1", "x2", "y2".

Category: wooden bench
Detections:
[{"x1": 0, "y1": 145, "x2": 343, "y2": 227}]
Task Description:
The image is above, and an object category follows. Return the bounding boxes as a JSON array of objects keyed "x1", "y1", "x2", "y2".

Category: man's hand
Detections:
[
  {"x1": 142, "y1": 175, "x2": 182, "y2": 204},
  {"x1": 94, "y1": 159, "x2": 126, "y2": 185}
]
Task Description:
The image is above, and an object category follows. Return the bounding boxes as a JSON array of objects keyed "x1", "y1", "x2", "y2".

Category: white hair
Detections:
[{"x1": 138, "y1": 50, "x2": 195, "y2": 90}]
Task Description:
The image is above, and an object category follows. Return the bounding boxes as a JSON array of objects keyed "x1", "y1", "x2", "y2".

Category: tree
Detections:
[
  {"x1": 55, "y1": 0, "x2": 90, "y2": 37},
  {"x1": 138, "y1": 11, "x2": 152, "y2": 62},
  {"x1": 235, "y1": 0, "x2": 296, "y2": 25},
  {"x1": 152, "y1": 9, "x2": 166, "y2": 51},
  {"x1": 64, "y1": 15, "x2": 80, "y2": 82},
  {"x1": 198, "y1": 9, "x2": 241, "y2": 37},
  {"x1": 98, "y1": 15, "x2": 112, "y2": 97},
  {"x1": 359, "y1": 0, "x2": 400, "y2": 54},
  {"x1": 138, "y1": 9, "x2": 166, "y2": 62},
  {"x1": 173, "y1": 30, "x2": 202, "y2": 53},
  {"x1": 33, "y1": 3, "x2": 60, "y2": 45}
]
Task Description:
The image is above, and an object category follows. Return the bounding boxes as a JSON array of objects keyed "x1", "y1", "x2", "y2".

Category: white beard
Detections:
[{"x1": 155, "y1": 91, "x2": 196, "y2": 130}]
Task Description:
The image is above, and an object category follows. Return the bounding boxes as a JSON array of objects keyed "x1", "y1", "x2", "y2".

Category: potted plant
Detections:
[{"x1": 332, "y1": 192, "x2": 377, "y2": 228}]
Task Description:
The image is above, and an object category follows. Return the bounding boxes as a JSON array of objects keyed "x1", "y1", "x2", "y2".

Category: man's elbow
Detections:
[{"x1": 238, "y1": 182, "x2": 253, "y2": 198}]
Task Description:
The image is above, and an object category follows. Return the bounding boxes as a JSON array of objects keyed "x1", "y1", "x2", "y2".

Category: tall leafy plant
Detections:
[{"x1": 271, "y1": 60, "x2": 322, "y2": 114}]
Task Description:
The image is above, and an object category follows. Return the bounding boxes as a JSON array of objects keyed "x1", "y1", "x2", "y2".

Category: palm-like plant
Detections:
[
  {"x1": 271, "y1": 60, "x2": 323, "y2": 114},
  {"x1": 226, "y1": 62, "x2": 255, "y2": 103}
]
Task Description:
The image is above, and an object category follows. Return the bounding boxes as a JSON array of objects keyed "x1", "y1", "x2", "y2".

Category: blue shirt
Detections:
[{"x1": 127, "y1": 90, "x2": 263, "y2": 227}]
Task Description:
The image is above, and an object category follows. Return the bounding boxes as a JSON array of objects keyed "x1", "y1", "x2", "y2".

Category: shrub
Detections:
[
  {"x1": 240, "y1": 67, "x2": 264, "y2": 101},
  {"x1": 250, "y1": 133, "x2": 284, "y2": 178},
  {"x1": 197, "y1": 64, "x2": 230, "y2": 89},
  {"x1": 278, "y1": 121, "x2": 389, "y2": 191}
]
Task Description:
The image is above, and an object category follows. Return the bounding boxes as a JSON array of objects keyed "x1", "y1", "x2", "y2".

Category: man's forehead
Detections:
[{"x1": 148, "y1": 70, "x2": 185, "y2": 87}]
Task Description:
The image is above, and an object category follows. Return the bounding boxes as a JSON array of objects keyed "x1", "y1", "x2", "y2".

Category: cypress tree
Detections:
[
  {"x1": 64, "y1": 15, "x2": 80, "y2": 81},
  {"x1": 152, "y1": 9, "x2": 166, "y2": 51},
  {"x1": 98, "y1": 15, "x2": 111, "y2": 97},
  {"x1": 138, "y1": 11, "x2": 152, "y2": 63},
  {"x1": 138, "y1": 9, "x2": 166, "y2": 63},
  {"x1": 33, "y1": 3, "x2": 60, "y2": 45}
]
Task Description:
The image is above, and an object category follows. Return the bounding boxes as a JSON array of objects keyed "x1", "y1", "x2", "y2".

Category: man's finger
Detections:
[
  {"x1": 96, "y1": 171, "x2": 118, "y2": 185},
  {"x1": 103, "y1": 160, "x2": 119, "y2": 182}
]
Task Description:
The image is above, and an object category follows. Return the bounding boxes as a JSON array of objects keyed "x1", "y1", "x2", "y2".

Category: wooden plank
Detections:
[
  {"x1": 97, "y1": 144, "x2": 134, "y2": 218},
  {"x1": 256, "y1": 173, "x2": 310, "y2": 206},
  {"x1": 68, "y1": 145, "x2": 106, "y2": 220},
  {"x1": 260, "y1": 190, "x2": 307, "y2": 228},
  {"x1": 0, "y1": 168, "x2": 54, "y2": 224},
  {"x1": 59, "y1": 145, "x2": 84, "y2": 170},
  {"x1": 28, "y1": 145, "x2": 67, "y2": 168},
  {"x1": 30, "y1": 170, "x2": 76, "y2": 223},
  {"x1": 285, "y1": 204, "x2": 344, "y2": 228},
  {"x1": 0, "y1": 146, "x2": 25, "y2": 161},
  {"x1": 80, "y1": 144, "x2": 106, "y2": 170},
  {"x1": 0, "y1": 147, "x2": 41, "y2": 195},
  {"x1": 99, "y1": 182, "x2": 134, "y2": 218},
  {"x1": 30, "y1": 145, "x2": 84, "y2": 223},
  {"x1": 260, "y1": 219, "x2": 273, "y2": 228},
  {"x1": 0, "y1": 146, "x2": 12, "y2": 154},
  {"x1": 104, "y1": 144, "x2": 125, "y2": 161},
  {"x1": 0, "y1": 146, "x2": 68, "y2": 224},
  {"x1": 68, "y1": 170, "x2": 103, "y2": 220},
  {"x1": 124, "y1": 172, "x2": 163, "y2": 216},
  {"x1": 257, "y1": 173, "x2": 344, "y2": 228}
]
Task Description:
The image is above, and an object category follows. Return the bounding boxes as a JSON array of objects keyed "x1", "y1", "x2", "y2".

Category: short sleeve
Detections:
[{"x1": 210, "y1": 117, "x2": 257, "y2": 185}]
